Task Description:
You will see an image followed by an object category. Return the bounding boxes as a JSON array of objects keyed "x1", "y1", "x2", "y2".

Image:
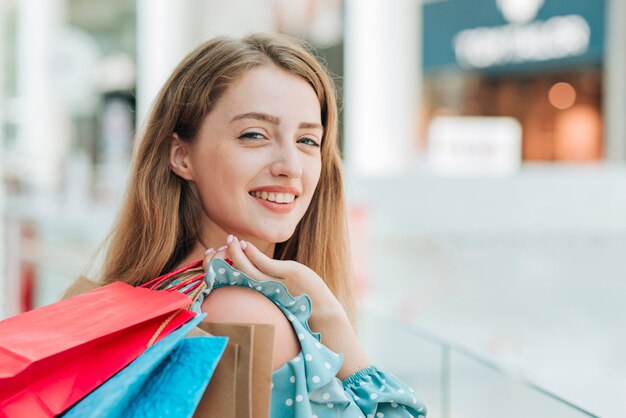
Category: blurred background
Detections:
[{"x1": 1, "y1": 0, "x2": 624, "y2": 417}]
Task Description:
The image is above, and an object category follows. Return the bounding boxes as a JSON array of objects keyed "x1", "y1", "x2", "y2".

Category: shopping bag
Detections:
[
  {"x1": 196, "y1": 338, "x2": 239, "y2": 417},
  {"x1": 64, "y1": 314, "x2": 228, "y2": 418},
  {"x1": 0, "y1": 282, "x2": 195, "y2": 417},
  {"x1": 56, "y1": 261, "x2": 275, "y2": 418},
  {"x1": 196, "y1": 322, "x2": 274, "y2": 418}
]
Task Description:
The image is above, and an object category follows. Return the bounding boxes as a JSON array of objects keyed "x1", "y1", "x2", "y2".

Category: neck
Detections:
[
  {"x1": 247, "y1": 239, "x2": 275, "y2": 258},
  {"x1": 197, "y1": 217, "x2": 277, "y2": 258},
  {"x1": 177, "y1": 235, "x2": 276, "y2": 269}
]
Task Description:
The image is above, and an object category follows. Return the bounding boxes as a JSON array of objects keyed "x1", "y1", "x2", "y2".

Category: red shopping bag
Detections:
[{"x1": 0, "y1": 282, "x2": 195, "y2": 417}]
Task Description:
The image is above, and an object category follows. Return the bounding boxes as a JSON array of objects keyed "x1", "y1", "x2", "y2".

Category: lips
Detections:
[
  {"x1": 249, "y1": 191, "x2": 295, "y2": 203},
  {"x1": 248, "y1": 186, "x2": 301, "y2": 214},
  {"x1": 248, "y1": 186, "x2": 301, "y2": 201}
]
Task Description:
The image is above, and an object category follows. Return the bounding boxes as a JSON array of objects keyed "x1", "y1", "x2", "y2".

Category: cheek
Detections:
[
  {"x1": 309, "y1": 159, "x2": 322, "y2": 188},
  {"x1": 301, "y1": 159, "x2": 322, "y2": 211},
  {"x1": 192, "y1": 143, "x2": 241, "y2": 183}
]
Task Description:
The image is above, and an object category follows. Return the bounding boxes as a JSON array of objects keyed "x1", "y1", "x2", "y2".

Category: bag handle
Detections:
[
  {"x1": 141, "y1": 260, "x2": 203, "y2": 290},
  {"x1": 141, "y1": 257, "x2": 235, "y2": 320}
]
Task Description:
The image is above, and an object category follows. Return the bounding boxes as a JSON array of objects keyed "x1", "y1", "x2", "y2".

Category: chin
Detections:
[{"x1": 254, "y1": 227, "x2": 297, "y2": 245}]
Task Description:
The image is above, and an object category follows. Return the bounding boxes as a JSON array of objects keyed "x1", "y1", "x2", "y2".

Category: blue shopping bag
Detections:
[{"x1": 64, "y1": 314, "x2": 227, "y2": 418}]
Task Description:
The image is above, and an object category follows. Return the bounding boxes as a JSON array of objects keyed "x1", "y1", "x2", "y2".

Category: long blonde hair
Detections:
[{"x1": 99, "y1": 33, "x2": 355, "y2": 322}]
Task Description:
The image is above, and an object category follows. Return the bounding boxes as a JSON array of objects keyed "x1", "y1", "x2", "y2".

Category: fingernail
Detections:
[
  {"x1": 227, "y1": 234, "x2": 234, "y2": 244},
  {"x1": 205, "y1": 248, "x2": 215, "y2": 255},
  {"x1": 217, "y1": 245, "x2": 227, "y2": 251},
  {"x1": 240, "y1": 240, "x2": 247, "y2": 250}
]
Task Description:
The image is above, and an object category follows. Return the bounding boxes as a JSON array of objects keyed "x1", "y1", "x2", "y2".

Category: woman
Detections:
[{"x1": 99, "y1": 33, "x2": 426, "y2": 417}]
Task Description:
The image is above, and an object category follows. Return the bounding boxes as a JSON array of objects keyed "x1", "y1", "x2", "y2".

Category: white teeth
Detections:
[{"x1": 250, "y1": 191, "x2": 295, "y2": 204}]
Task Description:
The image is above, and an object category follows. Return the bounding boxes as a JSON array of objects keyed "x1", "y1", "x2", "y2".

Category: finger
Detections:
[
  {"x1": 226, "y1": 235, "x2": 272, "y2": 281},
  {"x1": 203, "y1": 245, "x2": 229, "y2": 271},
  {"x1": 202, "y1": 247, "x2": 216, "y2": 272},
  {"x1": 241, "y1": 241, "x2": 294, "y2": 279}
]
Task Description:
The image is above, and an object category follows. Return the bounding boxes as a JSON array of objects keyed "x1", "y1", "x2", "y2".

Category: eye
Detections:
[
  {"x1": 238, "y1": 131, "x2": 266, "y2": 140},
  {"x1": 297, "y1": 137, "x2": 320, "y2": 147}
]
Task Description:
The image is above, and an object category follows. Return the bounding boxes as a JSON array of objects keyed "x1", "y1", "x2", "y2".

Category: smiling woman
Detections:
[
  {"x1": 94, "y1": 33, "x2": 427, "y2": 417},
  {"x1": 169, "y1": 65, "x2": 323, "y2": 250}
]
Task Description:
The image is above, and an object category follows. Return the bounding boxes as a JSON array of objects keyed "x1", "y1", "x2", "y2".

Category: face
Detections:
[{"x1": 174, "y1": 65, "x2": 323, "y2": 249}]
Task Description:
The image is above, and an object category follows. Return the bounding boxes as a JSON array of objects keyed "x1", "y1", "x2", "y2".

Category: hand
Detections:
[
  {"x1": 202, "y1": 235, "x2": 346, "y2": 329},
  {"x1": 202, "y1": 235, "x2": 372, "y2": 379}
]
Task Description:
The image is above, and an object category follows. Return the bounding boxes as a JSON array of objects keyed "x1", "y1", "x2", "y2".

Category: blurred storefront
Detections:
[
  {"x1": 422, "y1": 0, "x2": 608, "y2": 163},
  {"x1": 0, "y1": 0, "x2": 137, "y2": 318}
]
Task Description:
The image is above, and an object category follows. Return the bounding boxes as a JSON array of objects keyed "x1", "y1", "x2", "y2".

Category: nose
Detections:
[{"x1": 269, "y1": 142, "x2": 303, "y2": 178}]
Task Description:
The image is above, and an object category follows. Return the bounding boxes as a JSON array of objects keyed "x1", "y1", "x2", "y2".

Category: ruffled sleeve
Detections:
[
  {"x1": 343, "y1": 366, "x2": 427, "y2": 417},
  {"x1": 199, "y1": 259, "x2": 427, "y2": 418}
]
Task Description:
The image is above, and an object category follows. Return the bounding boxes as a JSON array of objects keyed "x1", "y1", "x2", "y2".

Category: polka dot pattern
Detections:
[
  {"x1": 343, "y1": 365, "x2": 427, "y2": 418},
  {"x1": 204, "y1": 259, "x2": 427, "y2": 418}
]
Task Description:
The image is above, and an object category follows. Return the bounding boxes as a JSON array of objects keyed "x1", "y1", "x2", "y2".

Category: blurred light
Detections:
[
  {"x1": 497, "y1": 0, "x2": 544, "y2": 24},
  {"x1": 554, "y1": 104, "x2": 602, "y2": 161},
  {"x1": 548, "y1": 82, "x2": 577, "y2": 110}
]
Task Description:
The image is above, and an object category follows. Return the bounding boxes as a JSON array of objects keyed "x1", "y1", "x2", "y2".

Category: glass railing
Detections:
[{"x1": 361, "y1": 312, "x2": 600, "y2": 418}]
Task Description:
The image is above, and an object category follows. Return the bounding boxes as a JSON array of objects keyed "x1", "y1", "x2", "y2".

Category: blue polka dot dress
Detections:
[{"x1": 193, "y1": 259, "x2": 427, "y2": 418}]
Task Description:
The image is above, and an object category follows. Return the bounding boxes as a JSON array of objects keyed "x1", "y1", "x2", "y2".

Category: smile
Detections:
[{"x1": 249, "y1": 191, "x2": 296, "y2": 204}]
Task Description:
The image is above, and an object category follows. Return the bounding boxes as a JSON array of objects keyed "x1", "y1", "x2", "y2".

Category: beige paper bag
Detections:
[
  {"x1": 196, "y1": 322, "x2": 274, "y2": 418},
  {"x1": 60, "y1": 276, "x2": 101, "y2": 299}
]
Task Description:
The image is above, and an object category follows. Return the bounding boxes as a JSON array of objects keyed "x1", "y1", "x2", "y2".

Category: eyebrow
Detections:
[{"x1": 230, "y1": 112, "x2": 323, "y2": 130}]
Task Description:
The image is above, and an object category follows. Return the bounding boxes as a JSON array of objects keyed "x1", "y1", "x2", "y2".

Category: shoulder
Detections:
[{"x1": 201, "y1": 285, "x2": 300, "y2": 370}]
